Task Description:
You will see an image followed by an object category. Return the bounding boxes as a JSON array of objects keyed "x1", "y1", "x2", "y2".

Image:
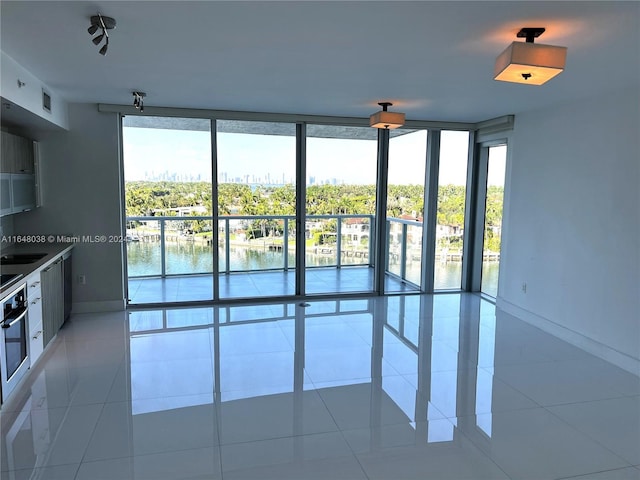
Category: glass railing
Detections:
[
  {"x1": 126, "y1": 215, "x2": 423, "y2": 288},
  {"x1": 386, "y1": 217, "x2": 423, "y2": 288},
  {"x1": 127, "y1": 214, "x2": 381, "y2": 278}
]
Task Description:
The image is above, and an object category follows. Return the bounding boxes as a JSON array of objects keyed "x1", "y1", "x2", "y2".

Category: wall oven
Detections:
[{"x1": 1, "y1": 283, "x2": 29, "y2": 403}]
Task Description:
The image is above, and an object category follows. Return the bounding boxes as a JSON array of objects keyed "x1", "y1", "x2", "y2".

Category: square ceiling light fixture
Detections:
[
  {"x1": 370, "y1": 102, "x2": 405, "y2": 129},
  {"x1": 494, "y1": 28, "x2": 567, "y2": 85}
]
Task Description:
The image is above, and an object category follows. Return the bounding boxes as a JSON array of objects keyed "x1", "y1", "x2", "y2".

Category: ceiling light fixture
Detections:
[
  {"x1": 88, "y1": 13, "x2": 116, "y2": 56},
  {"x1": 494, "y1": 27, "x2": 567, "y2": 85},
  {"x1": 369, "y1": 102, "x2": 405, "y2": 129},
  {"x1": 132, "y1": 91, "x2": 146, "y2": 112},
  {"x1": 99, "y1": 38, "x2": 109, "y2": 56}
]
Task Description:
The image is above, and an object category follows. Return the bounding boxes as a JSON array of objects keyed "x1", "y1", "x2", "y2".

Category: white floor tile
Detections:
[
  {"x1": 217, "y1": 390, "x2": 338, "y2": 445},
  {"x1": 303, "y1": 346, "x2": 400, "y2": 385},
  {"x1": 426, "y1": 368, "x2": 538, "y2": 418},
  {"x1": 316, "y1": 380, "x2": 443, "y2": 431},
  {"x1": 7, "y1": 463, "x2": 80, "y2": 480},
  {"x1": 558, "y1": 467, "x2": 640, "y2": 479},
  {"x1": 458, "y1": 407, "x2": 631, "y2": 480},
  {"x1": 2, "y1": 293, "x2": 637, "y2": 480},
  {"x1": 354, "y1": 427, "x2": 509, "y2": 479},
  {"x1": 221, "y1": 432, "x2": 362, "y2": 478},
  {"x1": 1, "y1": 403, "x2": 102, "y2": 470},
  {"x1": 75, "y1": 447, "x2": 222, "y2": 480},
  {"x1": 548, "y1": 396, "x2": 640, "y2": 465},
  {"x1": 491, "y1": 359, "x2": 629, "y2": 406}
]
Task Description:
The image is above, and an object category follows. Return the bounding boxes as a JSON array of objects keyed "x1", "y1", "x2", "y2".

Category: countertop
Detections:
[{"x1": 0, "y1": 243, "x2": 74, "y2": 295}]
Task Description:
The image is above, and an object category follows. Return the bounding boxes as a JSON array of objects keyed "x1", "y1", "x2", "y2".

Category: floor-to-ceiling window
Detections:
[
  {"x1": 121, "y1": 111, "x2": 478, "y2": 304},
  {"x1": 386, "y1": 129, "x2": 428, "y2": 293},
  {"x1": 480, "y1": 145, "x2": 506, "y2": 297},
  {"x1": 123, "y1": 116, "x2": 213, "y2": 304},
  {"x1": 434, "y1": 130, "x2": 470, "y2": 290},
  {"x1": 216, "y1": 120, "x2": 297, "y2": 300},
  {"x1": 304, "y1": 125, "x2": 378, "y2": 295}
]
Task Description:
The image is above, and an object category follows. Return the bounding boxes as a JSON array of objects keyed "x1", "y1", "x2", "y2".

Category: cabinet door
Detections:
[
  {"x1": 0, "y1": 173, "x2": 12, "y2": 216},
  {"x1": 1, "y1": 132, "x2": 35, "y2": 173},
  {"x1": 11, "y1": 174, "x2": 36, "y2": 212},
  {"x1": 15, "y1": 136, "x2": 35, "y2": 174},
  {"x1": 41, "y1": 260, "x2": 63, "y2": 347},
  {"x1": 29, "y1": 320, "x2": 44, "y2": 366},
  {"x1": 1, "y1": 131, "x2": 17, "y2": 172}
]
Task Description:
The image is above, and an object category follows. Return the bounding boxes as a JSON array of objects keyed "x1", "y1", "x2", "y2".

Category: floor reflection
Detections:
[{"x1": 2, "y1": 294, "x2": 638, "y2": 480}]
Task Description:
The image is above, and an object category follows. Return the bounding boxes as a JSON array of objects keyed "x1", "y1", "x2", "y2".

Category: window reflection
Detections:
[{"x1": 125, "y1": 295, "x2": 497, "y2": 444}]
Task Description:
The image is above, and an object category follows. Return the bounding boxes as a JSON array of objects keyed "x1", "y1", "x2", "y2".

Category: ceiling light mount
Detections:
[
  {"x1": 369, "y1": 102, "x2": 405, "y2": 129},
  {"x1": 517, "y1": 27, "x2": 546, "y2": 43},
  {"x1": 88, "y1": 13, "x2": 115, "y2": 56},
  {"x1": 494, "y1": 27, "x2": 567, "y2": 86}
]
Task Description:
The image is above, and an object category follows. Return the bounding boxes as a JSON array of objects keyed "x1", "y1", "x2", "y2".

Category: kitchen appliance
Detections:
[{"x1": 1, "y1": 283, "x2": 29, "y2": 403}]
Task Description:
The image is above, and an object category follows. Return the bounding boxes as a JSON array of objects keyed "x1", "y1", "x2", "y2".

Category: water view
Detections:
[{"x1": 126, "y1": 241, "x2": 499, "y2": 294}]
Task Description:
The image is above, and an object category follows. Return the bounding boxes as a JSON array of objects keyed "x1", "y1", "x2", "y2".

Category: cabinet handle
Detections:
[
  {"x1": 30, "y1": 281, "x2": 40, "y2": 288},
  {"x1": 30, "y1": 297, "x2": 41, "y2": 304},
  {"x1": 32, "y1": 330, "x2": 42, "y2": 339}
]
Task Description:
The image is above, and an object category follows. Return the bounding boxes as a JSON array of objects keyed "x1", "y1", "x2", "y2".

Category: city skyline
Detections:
[{"x1": 124, "y1": 127, "x2": 505, "y2": 186}]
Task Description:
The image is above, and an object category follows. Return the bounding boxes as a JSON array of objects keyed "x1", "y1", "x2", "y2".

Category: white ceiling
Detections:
[{"x1": 1, "y1": 1, "x2": 638, "y2": 124}]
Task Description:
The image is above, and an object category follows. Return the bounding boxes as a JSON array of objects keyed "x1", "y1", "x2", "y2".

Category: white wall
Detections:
[
  {"x1": 499, "y1": 86, "x2": 640, "y2": 373},
  {"x1": 14, "y1": 103, "x2": 125, "y2": 312},
  {"x1": 1, "y1": 52, "x2": 69, "y2": 130}
]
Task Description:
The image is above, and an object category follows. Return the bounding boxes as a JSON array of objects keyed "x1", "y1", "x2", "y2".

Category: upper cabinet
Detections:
[
  {"x1": 1, "y1": 131, "x2": 38, "y2": 216},
  {"x1": 1, "y1": 131, "x2": 35, "y2": 173}
]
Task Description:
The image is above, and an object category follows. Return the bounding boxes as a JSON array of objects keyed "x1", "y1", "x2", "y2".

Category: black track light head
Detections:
[
  {"x1": 88, "y1": 24, "x2": 99, "y2": 35},
  {"x1": 99, "y1": 39, "x2": 109, "y2": 56},
  {"x1": 92, "y1": 32, "x2": 105, "y2": 45}
]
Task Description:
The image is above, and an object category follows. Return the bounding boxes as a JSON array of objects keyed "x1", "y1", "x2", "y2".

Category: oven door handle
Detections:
[{"x1": 1, "y1": 308, "x2": 27, "y2": 329}]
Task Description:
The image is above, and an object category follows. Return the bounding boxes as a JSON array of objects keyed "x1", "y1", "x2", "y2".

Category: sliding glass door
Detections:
[
  {"x1": 305, "y1": 125, "x2": 378, "y2": 295},
  {"x1": 216, "y1": 121, "x2": 297, "y2": 300},
  {"x1": 123, "y1": 116, "x2": 213, "y2": 304},
  {"x1": 386, "y1": 129, "x2": 428, "y2": 293}
]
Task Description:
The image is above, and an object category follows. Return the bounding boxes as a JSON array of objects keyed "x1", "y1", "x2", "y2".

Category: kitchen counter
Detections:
[{"x1": 0, "y1": 243, "x2": 73, "y2": 295}]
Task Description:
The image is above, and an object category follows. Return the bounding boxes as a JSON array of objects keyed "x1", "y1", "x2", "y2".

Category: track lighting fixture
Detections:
[
  {"x1": 88, "y1": 13, "x2": 116, "y2": 56},
  {"x1": 132, "y1": 91, "x2": 146, "y2": 112}
]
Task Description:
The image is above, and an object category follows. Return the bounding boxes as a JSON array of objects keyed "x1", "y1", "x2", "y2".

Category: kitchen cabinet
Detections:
[
  {"x1": 26, "y1": 272, "x2": 44, "y2": 365},
  {"x1": 0, "y1": 174, "x2": 11, "y2": 216},
  {"x1": 1, "y1": 131, "x2": 35, "y2": 174},
  {"x1": 11, "y1": 174, "x2": 36, "y2": 212},
  {"x1": 41, "y1": 258, "x2": 64, "y2": 348},
  {"x1": 0, "y1": 173, "x2": 37, "y2": 216},
  {"x1": 0, "y1": 131, "x2": 37, "y2": 217}
]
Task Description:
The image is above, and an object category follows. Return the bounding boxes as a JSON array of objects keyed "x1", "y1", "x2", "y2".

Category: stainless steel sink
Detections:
[{"x1": 0, "y1": 253, "x2": 47, "y2": 265}]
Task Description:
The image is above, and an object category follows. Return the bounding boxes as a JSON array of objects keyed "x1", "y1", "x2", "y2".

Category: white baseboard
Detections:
[
  {"x1": 72, "y1": 299, "x2": 125, "y2": 313},
  {"x1": 496, "y1": 297, "x2": 640, "y2": 377}
]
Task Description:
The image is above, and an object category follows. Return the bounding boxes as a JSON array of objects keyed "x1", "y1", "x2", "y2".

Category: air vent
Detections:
[{"x1": 42, "y1": 89, "x2": 51, "y2": 113}]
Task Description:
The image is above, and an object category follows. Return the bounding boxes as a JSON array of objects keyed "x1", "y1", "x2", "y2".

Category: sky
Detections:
[{"x1": 122, "y1": 127, "x2": 506, "y2": 186}]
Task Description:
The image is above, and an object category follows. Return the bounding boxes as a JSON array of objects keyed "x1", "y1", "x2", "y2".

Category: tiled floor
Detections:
[
  {"x1": 1, "y1": 294, "x2": 639, "y2": 480},
  {"x1": 128, "y1": 267, "x2": 418, "y2": 304}
]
